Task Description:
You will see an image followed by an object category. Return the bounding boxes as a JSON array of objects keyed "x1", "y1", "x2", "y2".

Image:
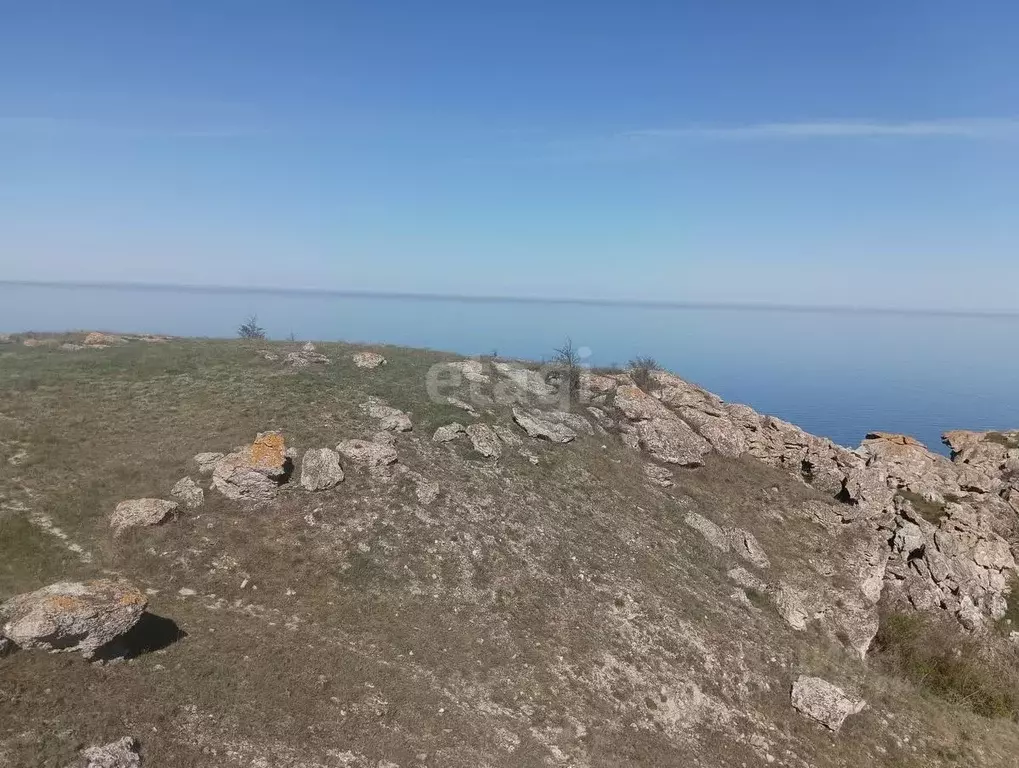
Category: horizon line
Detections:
[{"x1": 2, "y1": 279, "x2": 1017, "y2": 320}]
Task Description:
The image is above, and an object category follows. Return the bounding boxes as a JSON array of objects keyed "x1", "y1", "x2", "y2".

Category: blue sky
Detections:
[{"x1": 2, "y1": 1, "x2": 1018, "y2": 309}]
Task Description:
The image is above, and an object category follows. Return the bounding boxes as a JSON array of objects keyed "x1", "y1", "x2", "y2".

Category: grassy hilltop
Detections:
[{"x1": 2, "y1": 334, "x2": 1019, "y2": 767}]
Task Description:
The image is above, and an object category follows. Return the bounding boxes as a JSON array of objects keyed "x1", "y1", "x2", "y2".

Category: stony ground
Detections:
[{"x1": 2, "y1": 335, "x2": 1019, "y2": 767}]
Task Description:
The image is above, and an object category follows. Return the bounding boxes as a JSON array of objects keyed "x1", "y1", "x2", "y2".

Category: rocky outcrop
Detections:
[
  {"x1": 0, "y1": 579, "x2": 147, "y2": 658},
  {"x1": 352, "y1": 351, "x2": 387, "y2": 369},
  {"x1": 83, "y1": 332, "x2": 125, "y2": 346},
  {"x1": 170, "y1": 477, "x2": 204, "y2": 509},
  {"x1": 337, "y1": 438, "x2": 398, "y2": 471},
  {"x1": 466, "y1": 423, "x2": 501, "y2": 459},
  {"x1": 432, "y1": 423, "x2": 466, "y2": 443},
  {"x1": 67, "y1": 736, "x2": 141, "y2": 768},
  {"x1": 300, "y1": 448, "x2": 344, "y2": 491},
  {"x1": 587, "y1": 365, "x2": 1019, "y2": 637},
  {"x1": 193, "y1": 452, "x2": 224, "y2": 474},
  {"x1": 512, "y1": 408, "x2": 577, "y2": 443},
  {"x1": 615, "y1": 385, "x2": 712, "y2": 466},
  {"x1": 361, "y1": 399, "x2": 412, "y2": 432},
  {"x1": 211, "y1": 432, "x2": 293, "y2": 502},
  {"x1": 644, "y1": 464, "x2": 674, "y2": 488},
  {"x1": 282, "y1": 342, "x2": 330, "y2": 368},
  {"x1": 110, "y1": 499, "x2": 179, "y2": 534},
  {"x1": 791, "y1": 676, "x2": 865, "y2": 732}
]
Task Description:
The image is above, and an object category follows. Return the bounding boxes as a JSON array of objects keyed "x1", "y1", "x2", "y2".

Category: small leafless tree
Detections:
[{"x1": 551, "y1": 337, "x2": 583, "y2": 401}]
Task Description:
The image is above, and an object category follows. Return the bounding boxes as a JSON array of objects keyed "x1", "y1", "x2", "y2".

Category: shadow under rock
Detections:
[{"x1": 94, "y1": 612, "x2": 187, "y2": 661}]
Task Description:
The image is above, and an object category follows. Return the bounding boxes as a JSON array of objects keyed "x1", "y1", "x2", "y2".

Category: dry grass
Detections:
[
  {"x1": 873, "y1": 611, "x2": 1019, "y2": 720},
  {"x1": 3, "y1": 337, "x2": 1019, "y2": 766}
]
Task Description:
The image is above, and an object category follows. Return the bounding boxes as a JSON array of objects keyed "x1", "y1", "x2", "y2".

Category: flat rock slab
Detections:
[
  {"x1": 0, "y1": 579, "x2": 147, "y2": 658},
  {"x1": 791, "y1": 676, "x2": 865, "y2": 732},
  {"x1": 301, "y1": 448, "x2": 345, "y2": 491},
  {"x1": 512, "y1": 408, "x2": 576, "y2": 443},
  {"x1": 361, "y1": 400, "x2": 412, "y2": 432},
  {"x1": 337, "y1": 439, "x2": 398, "y2": 470},
  {"x1": 111, "y1": 499, "x2": 179, "y2": 534}
]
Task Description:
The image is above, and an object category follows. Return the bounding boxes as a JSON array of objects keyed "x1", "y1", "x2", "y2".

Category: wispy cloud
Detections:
[{"x1": 623, "y1": 118, "x2": 1019, "y2": 141}]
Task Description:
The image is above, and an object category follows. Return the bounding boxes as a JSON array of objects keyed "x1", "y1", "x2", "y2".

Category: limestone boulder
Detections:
[
  {"x1": 677, "y1": 407, "x2": 747, "y2": 458},
  {"x1": 300, "y1": 448, "x2": 345, "y2": 491},
  {"x1": 170, "y1": 477, "x2": 204, "y2": 509},
  {"x1": 466, "y1": 423, "x2": 502, "y2": 459},
  {"x1": 67, "y1": 736, "x2": 141, "y2": 768},
  {"x1": 337, "y1": 438, "x2": 398, "y2": 470},
  {"x1": 353, "y1": 351, "x2": 387, "y2": 369},
  {"x1": 791, "y1": 676, "x2": 865, "y2": 732},
  {"x1": 361, "y1": 399, "x2": 412, "y2": 432},
  {"x1": 512, "y1": 408, "x2": 577, "y2": 443},
  {"x1": 110, "y1": 499, "x2": 178, "y2": 534},
  {"x1": 635, "y1": 417, "x2": 711, "y2": 466},
  {"x1": 212, "y1": 432, "x2": 292, "y2": 501},
  {"x1": 83, "y1": 332, "x2": 125, "y2": 346},
  {"x1": 193, "y1": 452, "x2": 224, "y2": 474},
  {"x1": 432, "y1": 423, "x2": 466, "y2": 443},
  {"x1": 0, "y1": 579, "x2": 147, "y2": 658}
]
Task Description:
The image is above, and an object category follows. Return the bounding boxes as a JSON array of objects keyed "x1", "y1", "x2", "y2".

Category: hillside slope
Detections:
[{"x1": 2, "y1": 334, "x2": 1019, "y2": 767}]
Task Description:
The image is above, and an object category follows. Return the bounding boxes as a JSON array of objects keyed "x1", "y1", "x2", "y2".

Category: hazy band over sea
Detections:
[{"x1": 3, "y1": 280, "x2": 1018, "y2": 455}]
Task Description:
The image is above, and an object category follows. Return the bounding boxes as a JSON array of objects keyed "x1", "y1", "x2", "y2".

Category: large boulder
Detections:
[
  {"x1": 432, "y1": 423, "x2": 466, "y2": 443},
  {"x1": 512, "y1": 408, "x2": 577, "y2": 443},
  {"x1": 677, "y1": 407, "x2": 747, "y2": 458},
  {"x1": 337, "y1": 438, "x2": 398, "y2": 470},
  {"x1": 193, "y1": 452, "x2": 224, "y2": 475},
  {"x1": 83, "y1": 332, "x2": 125, "y2": 347},
  {"x1": 170, "y1": 477, "x2": 204, "y2": 509},
  {"x1": 211, "y1": 431, "x2": 292, "y2": 501},
  {"x1": 0, "y1": 579, "x2": 147, "y2": 658},
  {"x1": 635, "y1": 417, "x2": 711, "y2": 466},
  {"x1": 360, "y1": 399, "x2": 412, "y2": 432},
  {"x1": 352, "y1": 351, "x2": 387, "y2": 369},
  {"x1": 466, "y1": 423, "x2": 502, "y2": 459},
  {"x1": 790, "y1": 676, "x2": 865, "y2": 732},
  {"x1": 300, "y1": 448, "x2": 345, "y2": 491},
  {"x1": 67, "y1": 736, "x2": 141, "y2": 768},
  {"x1": 110, "y1": 499, "x2": 178, "y2": 534}
]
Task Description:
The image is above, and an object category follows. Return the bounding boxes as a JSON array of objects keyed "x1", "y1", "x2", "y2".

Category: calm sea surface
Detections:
[{"x1": 3, "y1": 282, "x2": 1019, "y2": 455}]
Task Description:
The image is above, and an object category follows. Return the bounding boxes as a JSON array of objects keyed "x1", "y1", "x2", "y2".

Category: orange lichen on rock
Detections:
[
  {"x1": 118, "y1": 591, "x2": 147, "y2": 607},
  {"x1": 44, "y1": 595, "x2": 84, "y2": 611},
  {"x1": 250, "y1": 431, "x2": 286, "y2": 473}
]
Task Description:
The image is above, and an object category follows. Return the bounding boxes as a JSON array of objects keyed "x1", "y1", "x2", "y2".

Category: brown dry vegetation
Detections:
[{"x1": 2, "y1": 335, "x2": 1019, "y2": 767}]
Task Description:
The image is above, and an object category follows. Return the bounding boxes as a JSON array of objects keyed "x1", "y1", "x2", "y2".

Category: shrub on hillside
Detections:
[
  {"x1": 629, "y1": 356, "x2": 661, "y2": 392},
  {"x1": 873, "y1": 611, "x2": 1019, "y2": 720}
]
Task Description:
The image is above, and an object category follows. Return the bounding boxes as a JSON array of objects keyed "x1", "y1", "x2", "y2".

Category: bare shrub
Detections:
[
  {"x1": 629, "y1": 356, "x2": 661, "y2": 392},
  {"x1": 551, "y1": 337, "x2": 583, "y2": 401}
]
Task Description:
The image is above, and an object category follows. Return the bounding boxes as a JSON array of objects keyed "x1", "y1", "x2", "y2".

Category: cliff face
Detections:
[
  {"x1": 2, "y1": 336, "x2": 1019, "y2": 767},
  {"x1": 604, "y1": 369, "x2": 1019, "y2": 646}
]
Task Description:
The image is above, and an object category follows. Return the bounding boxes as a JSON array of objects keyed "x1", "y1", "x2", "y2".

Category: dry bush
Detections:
[
  {"x1": 873, "y1": 611, "x2": 1019, "y2": 720},
  {"x1": 629, "y1": 356, "x2": 661, "y2": 392}
]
